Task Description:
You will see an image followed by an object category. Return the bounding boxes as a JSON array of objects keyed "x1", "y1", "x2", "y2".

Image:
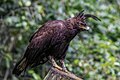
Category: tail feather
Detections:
[{"x1": 12, "y1": 58, "x2": 28, "y2": 76}]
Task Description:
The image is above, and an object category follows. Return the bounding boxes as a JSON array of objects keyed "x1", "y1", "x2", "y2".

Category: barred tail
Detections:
[{"x1": 12, "y1": 58, "x2": 28, "y2": 76}]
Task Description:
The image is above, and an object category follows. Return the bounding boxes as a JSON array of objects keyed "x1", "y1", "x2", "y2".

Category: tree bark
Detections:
[{"x1": 44, "y1": 67, "x2": 83, "y2": 80}]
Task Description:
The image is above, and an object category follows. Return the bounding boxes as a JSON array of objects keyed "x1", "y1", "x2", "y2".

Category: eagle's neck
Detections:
[
  {"x1": 64, "y1": 18, "x2": 80, "y2": 42},
  {"x1": 66, "y1": 18, "x2": 80, "y2": 30}
]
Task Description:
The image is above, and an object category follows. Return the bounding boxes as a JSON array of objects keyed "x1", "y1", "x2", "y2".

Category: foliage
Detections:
[{"x1": 0, "y1": 0, "x2": 120, "y2": 80}]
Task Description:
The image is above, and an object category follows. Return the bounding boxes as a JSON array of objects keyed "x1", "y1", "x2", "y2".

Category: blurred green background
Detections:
[{"x1": 0, "y1": 0, "x2": 120, "y2": 80}]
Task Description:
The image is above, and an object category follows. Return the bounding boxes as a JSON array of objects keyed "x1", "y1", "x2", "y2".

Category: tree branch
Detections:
[{"x1": 44, "y1": 67, "x2": 83, "y2": 80}]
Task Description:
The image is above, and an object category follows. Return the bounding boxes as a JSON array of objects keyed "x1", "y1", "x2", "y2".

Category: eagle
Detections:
[{"x1": 13, "y1": 10, "x2": 100, "y2": 76}]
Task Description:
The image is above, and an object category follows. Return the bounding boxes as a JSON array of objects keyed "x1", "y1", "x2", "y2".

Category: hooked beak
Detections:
[{"x1": 80, "y1": 25, "x2": 90, "y2": 30}]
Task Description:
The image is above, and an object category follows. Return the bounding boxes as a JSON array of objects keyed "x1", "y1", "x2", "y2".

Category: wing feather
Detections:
[
  {"x1": 24, "y1": 25, "x2": 53, "y2": 66},
  {"x1": 23, "y1": 20, "x2": 65, "y2": 67}
]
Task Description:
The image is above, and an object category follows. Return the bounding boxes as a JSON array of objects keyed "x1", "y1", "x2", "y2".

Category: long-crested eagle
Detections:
[{"x1": 13, "y1": 10, "x2": 100, "y2": 76}]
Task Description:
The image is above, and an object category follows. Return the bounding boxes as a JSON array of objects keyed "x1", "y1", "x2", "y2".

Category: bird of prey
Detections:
[{"x1": 13, "y1": 10, "x2": 100, "y2": 76}]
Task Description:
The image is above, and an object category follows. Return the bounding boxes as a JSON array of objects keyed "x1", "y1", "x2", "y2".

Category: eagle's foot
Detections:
[
  {"x1": 59, "y1": 60, "x2": 70, "y2": 73},
  {"x1": 53, "y1": 64, "x2": 70, "y2": 73},
  {"x1": 53, "y1": 64, "x2": 62, "y2": 71},
  {"x1": 49, "y1": 56, "x2": 62, "y2": 70},
  {"x1": 62, "y1": 67, "x2": 70, "y2": 73}
]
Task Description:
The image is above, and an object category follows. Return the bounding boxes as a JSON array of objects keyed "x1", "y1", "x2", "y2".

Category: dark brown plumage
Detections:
[{"x1": 13, "y1": 10, "x2": 100, "y2": 76}]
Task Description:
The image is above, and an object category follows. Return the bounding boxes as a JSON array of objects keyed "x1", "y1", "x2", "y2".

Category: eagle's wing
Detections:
[
  {"x1": 29, "y1": 25, "x2": 44, "y2": 42},
  {"x1": 13, "y1": 21, "x2": 64, "y2": 76},
  {"x1": 24, "y1": 26, "x2": 53, "y2": 66},
  {"x1": 12, "y1": 25, "x2": 53, "y2": 76}
]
